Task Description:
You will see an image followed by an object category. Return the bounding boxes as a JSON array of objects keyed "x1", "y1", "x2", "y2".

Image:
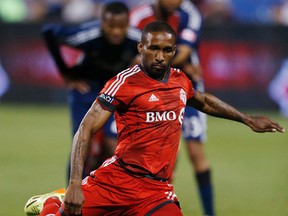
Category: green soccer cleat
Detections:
[{"x1": 24, "y1": 188, "x2": 65, "y2": 216}]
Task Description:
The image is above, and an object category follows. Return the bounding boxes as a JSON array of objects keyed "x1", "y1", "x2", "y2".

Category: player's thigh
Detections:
[{"x1": 149, "y1": 202, "x2": 182, "y2": 216}]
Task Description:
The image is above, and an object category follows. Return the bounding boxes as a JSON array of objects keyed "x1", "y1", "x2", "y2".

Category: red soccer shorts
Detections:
[{"x1": 78, "y1": 156, "x2": 182, "y2": 216}]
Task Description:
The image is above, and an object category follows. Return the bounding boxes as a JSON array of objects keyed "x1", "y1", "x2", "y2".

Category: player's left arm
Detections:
[
  {"x1": 172, "y1": 44, "x2": 192, "y2": 66},
  {"x1": 172, "y1": 46, "x2": 203, "y2": 83},
  {"x1": 172, "y1": 28, "x2": 203, "y2": 81},
  {"x1": 175, "y1": 2, "x2": 203, "y2": 81},
  {"x1": 187, "y1": 91, "x2": 285, "y2": 133}
]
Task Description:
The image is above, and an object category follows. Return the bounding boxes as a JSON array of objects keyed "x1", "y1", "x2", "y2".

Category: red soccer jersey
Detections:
[
  {"x1": 129, "y1": 4, "x2": 180, "y2": 33},
  {"x1": 97, "y1": 65, "x2": 195, "y2": 179}
]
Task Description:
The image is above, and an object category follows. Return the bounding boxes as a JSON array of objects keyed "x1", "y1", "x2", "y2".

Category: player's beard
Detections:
[{"x1": 148, "y1": 63, "x2": 168, "y2": 80}]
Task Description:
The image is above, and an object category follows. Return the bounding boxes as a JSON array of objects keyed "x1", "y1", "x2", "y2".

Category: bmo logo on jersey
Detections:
[
  {"x1": 99, "y1": 93, "x2": 114, "y2": 103},
  {"x1": 146, "y1": 108, "x2": 185, "y2": 124}
]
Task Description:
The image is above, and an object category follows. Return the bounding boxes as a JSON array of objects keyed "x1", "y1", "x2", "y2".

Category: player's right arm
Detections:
[
  {"x1": 64, "y1": 101, "x2": 112, "y2": 214},
  {"x1": 42, "y1": 24, "x2": 92, "y2": 92},
  {"x1": 42, "y1": 24, "x2": 72, "y2": 77},
  {"x1": 42, "y1": 23, "x2": 87, "y2": 78}
]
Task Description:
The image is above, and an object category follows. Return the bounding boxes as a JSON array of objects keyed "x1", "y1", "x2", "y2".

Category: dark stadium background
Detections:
[{"x1": 1, "y1": 23, "x2": 288, "y2": 110}]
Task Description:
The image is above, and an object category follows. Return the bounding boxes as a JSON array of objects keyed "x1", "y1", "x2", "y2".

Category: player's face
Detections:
[
  {"x1": 102, "y1": 12, "x2": 129, "y2": 45},
  {"x1": 138, "y1": 31, "x2": 176, "y2": 79},
  {"x1": 159, "y1": 0, "x2": 182, "y2": 14}
]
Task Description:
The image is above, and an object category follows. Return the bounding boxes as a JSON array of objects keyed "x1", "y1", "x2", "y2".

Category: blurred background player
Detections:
[
  {"x1": 42, "y1": 1, "x2": 141, "y2": 181},
  {"x1": 130, "y1": 0, "x2": 214, "y2": 215},
  {"x1": 268, "y1": 58, "x2": 288, "y2": 118}
]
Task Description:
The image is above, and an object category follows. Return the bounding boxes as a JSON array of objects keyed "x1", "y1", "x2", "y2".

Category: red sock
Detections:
[{"x1": 39, "y1": 197, "x2": 62, "y2": 216}]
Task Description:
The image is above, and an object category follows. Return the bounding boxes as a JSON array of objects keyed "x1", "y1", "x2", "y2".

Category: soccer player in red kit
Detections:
[
  {"x1": 130, "y1": 1, "x2": 215, "y2": 215},
  {"x1": 28, "y1": 21, "x2": 284, "y2": 216}
]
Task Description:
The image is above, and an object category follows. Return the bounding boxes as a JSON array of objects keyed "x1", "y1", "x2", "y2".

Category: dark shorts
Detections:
[
  {"x1": 68, "y1": 83, "x2": 117, "y2": 138},
  {"x1": 182, "y1": 79, "x2": 207, "y2": 142}
]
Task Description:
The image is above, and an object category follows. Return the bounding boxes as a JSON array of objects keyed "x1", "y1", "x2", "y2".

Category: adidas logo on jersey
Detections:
[{"x1": 149, "y1": 94, "x2": 159, "y2": 102}]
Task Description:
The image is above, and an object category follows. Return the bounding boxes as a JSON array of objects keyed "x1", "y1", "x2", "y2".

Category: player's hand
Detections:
[
  {"x1": 65, "y1": 78, "x2": 90, "y2": 94},
  {"x1": 64, "y1": 181, "x2": 84, "y2": 215},
  {"x1": 246, "y1": 115, "x2": 285, "y2": 133}
]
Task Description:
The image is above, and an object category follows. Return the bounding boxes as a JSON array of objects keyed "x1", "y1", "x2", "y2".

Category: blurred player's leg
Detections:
[
  {"x1": 186, "y1": 141, "x2": 214, "y2": 216},
  {"x1": 182, "y1": 106, "x2": 215, "y2": 216}
]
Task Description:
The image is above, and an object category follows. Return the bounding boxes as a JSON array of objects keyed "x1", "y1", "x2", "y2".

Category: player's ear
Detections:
[
  {"x1": 172, "y1": 45, "x2": 176, "y2": 57},
  {"x1": 137, "y1": 41, "x2": 143, "y2": 54}
]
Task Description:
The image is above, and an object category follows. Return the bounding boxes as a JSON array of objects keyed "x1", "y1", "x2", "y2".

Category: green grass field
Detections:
[{"x1": 0, "y1": 103, "x2": 287, "y2": 215}]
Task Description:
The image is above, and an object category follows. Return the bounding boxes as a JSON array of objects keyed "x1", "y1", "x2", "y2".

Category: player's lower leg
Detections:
[
  {"x1": 186, "y1": 141, "x2": 215, "y2": 216},
  {"x1": 196, "y1": 169, "x2": 214, "y2": 216}
]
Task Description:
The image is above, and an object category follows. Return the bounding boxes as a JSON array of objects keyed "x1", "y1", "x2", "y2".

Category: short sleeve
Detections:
[{"x1": 96, "y1": 65, "x2": 141, "y2": 111}]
